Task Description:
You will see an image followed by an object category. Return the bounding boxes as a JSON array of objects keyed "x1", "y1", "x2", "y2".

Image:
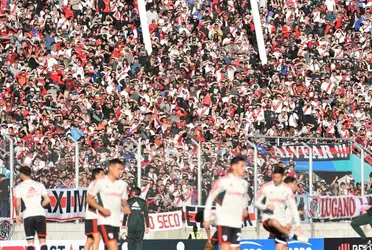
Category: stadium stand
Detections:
[{"x1": 0, "y1": 0, "x2": 371, "y2": 213}]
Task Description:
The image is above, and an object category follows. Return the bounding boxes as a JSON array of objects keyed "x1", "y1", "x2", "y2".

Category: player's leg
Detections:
[
  {"x1": 85, "y1": 219, "x2": 100, "y2": 250},
  {"x1": 351, "y1": 213, "x2": 372, "y2": 240},
  {"x1": 99, "y1": 225, "x2": 118, "y2": 250},
  {"x1": 92, "y1": 233, "x2": 101, "y2": 250},
  {"x1": 276, "y1": 243, "x2": 287, "y2": 250},
  {"x1": 207, "y1": 230, "x2": 218, "y2": 250},
  {"x1": 266, "y1": 219, "x2": 290, "y2": 237},
  {"x1": 134, "y1": 227, "x2": 145, "y2": 250},
  {"x1": 84, "y1": 236, "x2": 94, "y2": 250},
  {"x1": 127, "y1": 226, "x2": 135, "y2": 250},
  {"x1": 230, "y1": 228, "x2": 241, "y2": 250},
  {"x1": 217, "y1": 226, "x2": 232, "y2": 250},
  {"x1": 105, "y1": 240, "x2": 118, "y2": 250},
  {"x1": 84, "y1": 219, "x2": 94, "y2": 250},
  {"x1": 267, "y1": 219, "x2": 306, "y2": 242},
  {"x1": 274, "y1": 234, "x2": 288, "y2": 250},
  {"x1": 36, "y1": 216, "x2": 47, "y2": 250},
  {"x1": 24, "y1": 217, "x2": 36, "y2": 250},
  {"x1": 351, "y1": 213, "x2": 372, "y2": 249}
]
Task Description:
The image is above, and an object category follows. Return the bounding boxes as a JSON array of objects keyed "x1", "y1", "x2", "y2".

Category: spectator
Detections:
[{"x1": 0, "y1": 0, "x2": 370, "y2": 211}]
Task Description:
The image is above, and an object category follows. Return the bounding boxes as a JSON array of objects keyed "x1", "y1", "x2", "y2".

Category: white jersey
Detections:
[
  {"x1": 14, "y1": 179, "x2": 47, "y2": 219},
  {"x1": 254, "y1": 181, "x2": 301, "y2": 227},
  {"x1": 204, "y1": 174, "x2": 248, "y2": 228},
  {"x1": 85, "y1": 182, "x2": 98, "y2": 220},
  {"x1": 285, "y1": 207, "x2": 294, "y2": 225},
  {"x1": 88, "y1": 176, "x2": 128, "y2": 227}
]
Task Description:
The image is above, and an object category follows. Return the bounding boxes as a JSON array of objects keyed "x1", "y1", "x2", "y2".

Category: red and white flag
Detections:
[{"x1": 197, "y1": 106, "x2": 210, "y2": 117}]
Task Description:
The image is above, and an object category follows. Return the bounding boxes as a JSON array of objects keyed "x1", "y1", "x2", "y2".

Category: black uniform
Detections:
[
  {"x1": 351, "y1": 198, "x2": 372, "y2": 241},
  {"x1": 123, "y1": 196, "x2": 150, "y2": 250}
]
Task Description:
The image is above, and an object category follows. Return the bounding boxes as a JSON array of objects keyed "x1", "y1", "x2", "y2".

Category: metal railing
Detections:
[{"x1": 2, "y1": 133, "x2": 372, "y2": 231}]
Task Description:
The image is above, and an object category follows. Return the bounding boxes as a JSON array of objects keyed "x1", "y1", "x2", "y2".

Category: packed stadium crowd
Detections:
[{"x1": 0, "y1": 0, "x2": 371, "y2": 212}]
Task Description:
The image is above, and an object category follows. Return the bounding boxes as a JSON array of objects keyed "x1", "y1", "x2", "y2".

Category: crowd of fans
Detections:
[{"x1": 0, "y1": 0, "x2": 371, "y2": 213}]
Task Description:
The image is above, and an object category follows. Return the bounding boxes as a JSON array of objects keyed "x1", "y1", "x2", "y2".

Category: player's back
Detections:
[
  {"x1": 15, "y1": 179, "x2": 47, "y2": 219},
  {"x1": 127, "y1": 197, "x2": 146, "y2": 225},
  {"x1": 213, "y1": 174, "x2": 248, "y2": 228},
  {"x1": 257, "y1": 181, "x2": 293, "y2": 226}
]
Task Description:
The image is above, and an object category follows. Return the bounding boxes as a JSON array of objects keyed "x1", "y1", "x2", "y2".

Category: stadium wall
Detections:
[{"x1": 9, "y1": 222, "x2": 368, "y2": 240}]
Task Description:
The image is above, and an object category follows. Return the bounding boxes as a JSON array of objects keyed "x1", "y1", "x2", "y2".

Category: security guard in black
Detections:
[{"x1": 123, "y1": 187, "x2": 150, "y2": 250}]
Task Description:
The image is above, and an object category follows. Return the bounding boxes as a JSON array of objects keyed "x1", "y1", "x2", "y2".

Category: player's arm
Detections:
[
  {"x1": 286, "y1": 190, "x2": 302, "y2": 232},
  {"x1": 254, "y1": 185, "x2": 269, "y2": 211},
  {"x1": 204, "y1": 179, "x2": 224, "y2": 228},
  {"x1": 41, "y1": 184, "x2": 50, "y2": 207},
  {"x1": 121, "y1": 183, "x2": 131, "y2": 214},
  {"x1": 243, "y1": 183, "x2": 250, "y2": 218},
  {"x1": 123, "y1": 201, "x2": 129, "y2": 228},
  {"x1": 14, "y1": 187, "x2": 22, "y2": 225},
  {"x1": 143, "y1": 200, "x2": 150, "y2": 233},
  {"x1": 205, "y1": 225, "x2": 211, "y2": 238},
  {"x1": 143, "y1": 200, "x2": 150, "y2": 228},
  {"x1": 285, "y1": 207, "x2": 293, "y2": 229},
  {"x1": 86, "y1": 181, "x2": 111, "y2": 216}
]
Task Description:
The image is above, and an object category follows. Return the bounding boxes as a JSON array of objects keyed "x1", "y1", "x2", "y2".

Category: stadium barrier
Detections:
[
  {"x1": 0, "y1": 239, "x2": 208, "y2": 250},
  {"x1": 10, "y1": 187, "x2": 372, "y2": 225},
  {"x1": 239, "y1": 238, "x2": 324, "y2": 250},
  {"x1": 324, "y1": 238, "x2": 371, "y2": 250},
  {"x1": 12, "y1": 187, "x2": 372, "y2": 224},
  {"x1": 0, "y1": 239, "x2": 326, "y2": 250}
]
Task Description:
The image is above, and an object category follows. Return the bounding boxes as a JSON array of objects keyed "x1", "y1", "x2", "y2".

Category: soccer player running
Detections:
[
  {"x1": 87, "y1": 159, "x2": 131, "y2": 250},
  {"x1": 123, "y1": 187, "x2": 150, "y2": 250},
  {"x1": 15, "y1": 166, "x2": 50, "y2": 250},
  {"x1": 255, "y1": 166, "x2": 307, "y2": 250},
  {"x1": 350, "y1": 185, "x2": 372, "y2": 250},
  {"x1": 203, "y1": 155, "x2": 249, "y2": 250},
  {"x1": 84, "y1": 168, "x2": 105, "y2": 250},
  {"x1": 268, "y1": 176, "x2": 303, "y2": 240}
]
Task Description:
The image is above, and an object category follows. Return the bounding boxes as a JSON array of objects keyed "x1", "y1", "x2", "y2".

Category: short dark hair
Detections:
[
  {"x1": 108, "y1": 158, "x2": 124, "y2": 167},
  {"x1": 133, "y1": 187, "x2": 141, "y2": 196},
  {"x1": 231, "y1": 155, "x2": 246, "y2": 165},
  {"x1": 19, "y1": 166, "x2": 32, "y2": 177},
  {"x1": 273, "y1": 166, "x2": 285, "y2": 175},
  {"x1": 284, "y1": 176, "x2": 296, "y2": 184},
  {"x1": 92, "y1": 168, "x2": 104, "y2": 180}
]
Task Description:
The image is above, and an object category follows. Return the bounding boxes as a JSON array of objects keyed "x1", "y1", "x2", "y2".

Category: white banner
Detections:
[
  {"x1": 12, "y1": 188, "x2": 183, "y2": 231},
  {"x1": 148, "y1": 210, "x2": 183, "y2": 231},
  {"x1": 308, "y1": 195, "x2": 365, "y2": 219},
  {"x1": 12, "y1": 188, "x2": 87, "y2": 221}
]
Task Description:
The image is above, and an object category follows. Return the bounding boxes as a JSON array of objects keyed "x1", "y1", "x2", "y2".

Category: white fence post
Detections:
[
  {"x1": 75, "y1": 141, "x2": 79, "y2": 188},
  {"x1": 130, "y1": 138, "x2": 142, "y2": 188},
  {"x1": 191, "y1": 139, "x2": 202, "y2": 206},
  {"x1": 68, "y1": 136, "x2": 79, "y2": 188},
  {"x1": 361, "y1": 149, "x2": 365, "y2": 196},
  {"x1": 247, "y1": 140, "x2": 258, "y2": 237}
]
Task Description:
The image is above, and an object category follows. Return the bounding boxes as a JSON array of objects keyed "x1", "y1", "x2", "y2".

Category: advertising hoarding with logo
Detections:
[
  {"x1": 0, "y1": 240, "x2": 207, "y2": 250},
  {"x1": 233, "y1": 238, "x2": 324, "y2": 250},
  {"x1": 324, "y1": 237, "x2": 372, "y2": 250}
]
